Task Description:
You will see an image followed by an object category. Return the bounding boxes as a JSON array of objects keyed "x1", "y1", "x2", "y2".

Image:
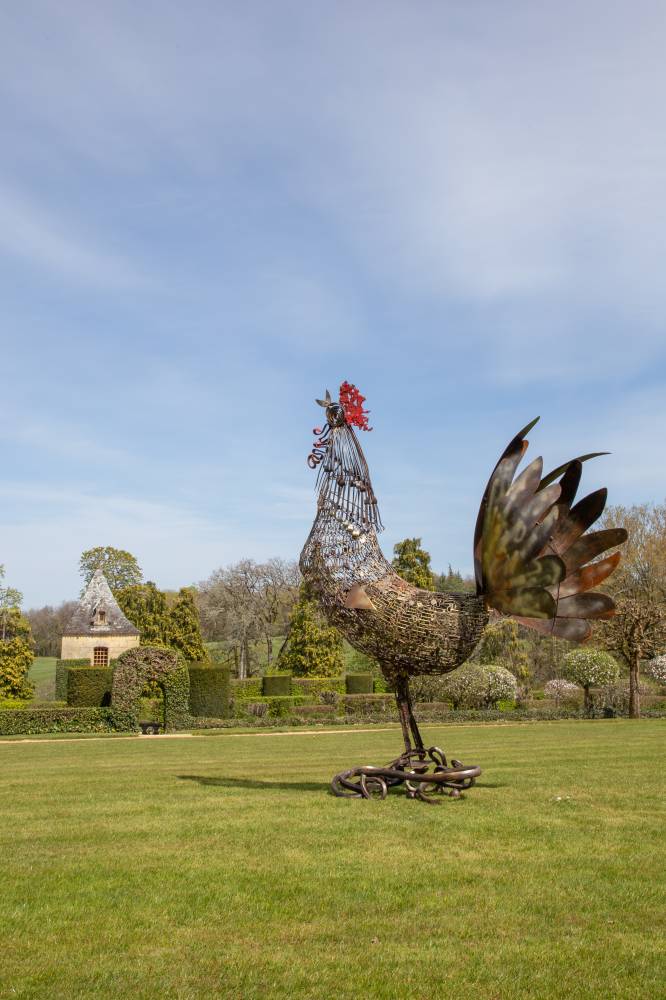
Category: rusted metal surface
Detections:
[
  {"x1": 300, "y1": 384, "x2": 627, "y2": 802},
  {"x1": 331, "y1": 746, "x2": 481, "y2": 804}
]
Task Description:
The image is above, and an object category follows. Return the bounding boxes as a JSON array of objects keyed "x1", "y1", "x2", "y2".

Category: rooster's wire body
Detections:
[{"x1": 300, "y1": 388, "x2": 627, "y2": 756}]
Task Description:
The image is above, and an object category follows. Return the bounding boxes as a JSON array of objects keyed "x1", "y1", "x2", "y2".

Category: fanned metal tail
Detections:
[{"x1": 475, "y1": 421, "x2": 627, "y2": 642}]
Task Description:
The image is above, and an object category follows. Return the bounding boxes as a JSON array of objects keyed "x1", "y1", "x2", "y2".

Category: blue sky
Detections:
[{"x1": 1, "y1": 1, "x2": 665, "y2": 607}]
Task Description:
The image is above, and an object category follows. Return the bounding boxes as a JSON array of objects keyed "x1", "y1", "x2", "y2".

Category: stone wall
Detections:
[{"x1": 60, "y1": 635, "x2": 140, "y2": 663}]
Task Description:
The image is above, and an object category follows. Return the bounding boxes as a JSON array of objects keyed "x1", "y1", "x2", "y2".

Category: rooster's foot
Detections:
[{"x1": 330, "y1": 746, "x2": 481, "y2": 802}]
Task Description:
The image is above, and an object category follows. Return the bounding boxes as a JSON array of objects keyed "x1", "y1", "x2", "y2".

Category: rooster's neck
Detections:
[{"x1": 314, "y1": 423, "x2": 383, "y2": 533}]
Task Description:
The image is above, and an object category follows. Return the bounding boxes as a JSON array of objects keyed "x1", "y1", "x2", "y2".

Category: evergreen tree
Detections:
[
  {"x1": 278, "y1": 592, "x2": 344, "y2": 677},
  {"x1": 116, "y1": 582, "x2": 171, "y2": 646},
  {"x1": 435, "y1": 564, "x2": 475, "y2": 593},
  {"x1": 391, "y1": 538, "x2": 435, "y2": 590},
  {"x1": 0, "y1": 639, "x2": 34, "y2": 699},
  {"x1": 0, "y1": 568, "x2": 34, "y2": 699},
  {"x1": 168, "y1": 587, "x2": 208, "y2": 662}
]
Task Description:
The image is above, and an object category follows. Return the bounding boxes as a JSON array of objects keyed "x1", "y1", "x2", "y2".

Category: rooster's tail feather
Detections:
[{"x1": 474, "y1": 419, "x2": 627, "y2": 642}]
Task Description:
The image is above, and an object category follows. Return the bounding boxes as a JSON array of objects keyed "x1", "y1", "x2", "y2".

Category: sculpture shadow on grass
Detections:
[{"x1": 177, "y1": 774, "x2": 327, "y2": 793}]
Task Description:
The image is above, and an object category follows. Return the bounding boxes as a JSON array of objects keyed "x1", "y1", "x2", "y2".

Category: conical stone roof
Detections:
[{"x1": 63, "y1": 568, "x2": 140, "y2": 637}]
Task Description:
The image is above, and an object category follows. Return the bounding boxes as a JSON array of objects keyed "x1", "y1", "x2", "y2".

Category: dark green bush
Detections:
[
  {"x1": 66, "y1": 667, "x2": 113, "y2": 707},
  {"x1": 345, "y1": 673, "x2": 374, "y2": 694},
  {"x1": 188, "y1": 665, "x2": 230, "y2": 718},
  {"x1": 262, "y1": 674, "x2": 292, "y2": 696},
  {"x1": 293, "y1": 704, "x2": 336, "y2": 719},
  {"x1": 139, "y1": 696, "x2": 163, "y2": 723},
  {"x1": 292, "y1": 676, "x2": 345, "y2": 697},
  {"x1": 643, "y1": 694, "x2": 666, "y2": 709},
  {"x1": 112, "y1": 646, "x2": 190, "y2": 731},
  {"x1": 234, "y1": 695, "x2": 308, "y2": 718},
  {"x1": 231, "y1": 677, "x2": 262, "y2": 698},
  {"x1": 0, "y1": 697, "x2": 31, "y2": 710},
  {"x1": 343, "y1": 693, "x2": 396, "y2": 718},
  {"x1": 55, "y1": 659, "x2": 89, "y2": 701},
  {"x1": 0, "y1": 707, "x2": 137, "y2": 736},
  {"x1": 413, "y1": 701, "x2": 452, "y2": 720},
  {"x1": 186, "y1": 703, "x2": 666, "y2": 731}
]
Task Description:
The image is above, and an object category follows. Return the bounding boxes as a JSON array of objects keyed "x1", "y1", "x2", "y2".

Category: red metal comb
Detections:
[{"x1": 339, "y1": 381, "x2": 371, "y2": 431}]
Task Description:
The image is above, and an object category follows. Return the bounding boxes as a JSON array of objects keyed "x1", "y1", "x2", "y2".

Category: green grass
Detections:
[
  {"x1": 27, "y1": 656, "x2": 57, "y2": 700},
  {"x1": 1, "y1": 720, "x2": 664, "y2": 999}
]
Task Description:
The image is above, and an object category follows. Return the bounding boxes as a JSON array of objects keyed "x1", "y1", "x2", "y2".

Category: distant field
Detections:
[
  {"x1": 28, "y1": 657, "x2": 56, "y2": 700},
  {"x1": 1, "y1": 720, "x2": 664, "y2": 999}
]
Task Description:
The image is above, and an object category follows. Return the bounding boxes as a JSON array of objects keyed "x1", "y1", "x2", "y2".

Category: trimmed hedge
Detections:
[
  {"x1": 112, "y1": 647, "x2": 190, "y2": 732},
  {"x1": 0, "y1": 707, "x2": 137, "y2": 736},
  {"x1": 293, "y1": 704, "x2": 337, "y2": 719},
  {"x1": 292, "y1": 676, "x2": 346, "y2": 697},
  {"x1": 234, "y1": 695, "x2": 309, "y2": 718},
  {"x1": 188, "y1": 665, "x2": 230, "y2": 718},
  {"x1": 66, "y1": 667, "x2": 113, "y2": 707},
  {"x1": 343, "y1": 693, "x2": 396, "y2": 718},
  {"x1": 262, "y1": 674, "x2": 292, "y2": 696},
  {"x1": 346, "y1": 673, "x2": 374, "y2": 694},
  {"x1": 55, "y1": 659, "x2": 89, "y2": 701},
  {"x1": 187, "y1": 704, "x2": 666, "y2": 731},
  {"x1": 231, "y1": 677, "x2": 263, "y2": 698}
]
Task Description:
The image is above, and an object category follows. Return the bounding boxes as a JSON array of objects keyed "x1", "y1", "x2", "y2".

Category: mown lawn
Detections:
[
  {"x1": 27, "y1": 657, "x2": 56, "y2": 700},
  {"x1": 1, "y1": 720, "x2": 664, "y2": 999}
]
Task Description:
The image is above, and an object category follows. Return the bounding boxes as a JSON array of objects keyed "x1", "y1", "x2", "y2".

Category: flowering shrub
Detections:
[
  {"x1": 544, "y1": 679, "x2": 581, "y2": 707},
  {"x1": 563, "y1": 648, "x2": 619, "y2": 714},
  {"x1": 483, "y1": 665, "x2": 518, "y2": 706},
  {"x1": 440, "y1": 663, "x2": 517, "y2": 709},
  {"x1": 563, "y1": 649, "x2": 619, "y2": 688},
  {"x1": 646, "y1": 655, "x2": 666, "y2": 686}
]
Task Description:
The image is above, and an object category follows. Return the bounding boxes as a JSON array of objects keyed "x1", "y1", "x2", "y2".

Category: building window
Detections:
[
  {"x1": 97, "y1": 610, "x2": 106, "y2": 624},
  {"x1": 93, "y1": 647, "x2": 109, "y2": 666}
]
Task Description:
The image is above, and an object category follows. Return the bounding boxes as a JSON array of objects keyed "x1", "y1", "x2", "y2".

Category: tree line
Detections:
[{"x1": 4, "y1": 499, "x2": 665, "y2": 716}]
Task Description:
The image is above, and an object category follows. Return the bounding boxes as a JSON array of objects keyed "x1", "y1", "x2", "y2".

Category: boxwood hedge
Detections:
[
  {"x1": 262, "y1": 674, "x2": 292, "y2": 696},
  {"x1": 66, "y1": 667, "x2": 113, "y2": 707},
  {"x1": 292, "y1": 676, "x2": 346, "y2": 697},
  {"x1": 188, "y1": 665, "x2": 230, "y2": 718},
  {"x1": 345, "y1": 673, "x2": 374, "y2": 694},
  {"x1": 231, "y1": 677, "x2": 262, "y2": 698},
  {"x1": 112, "y1": 647, "x2": 190, "y2": 732},
  {"x1": 55, "y1": 659, "x2": 89, "y2": 701},
  {"x1": 0, "y1": 707, "x2": 137, "y2": 736},
  {"x1": 343, "y1": 693, "x2": 396, "y2": 718},
  {"x1": 234, "y1": 695, "x2": 309, "y2": 718}
]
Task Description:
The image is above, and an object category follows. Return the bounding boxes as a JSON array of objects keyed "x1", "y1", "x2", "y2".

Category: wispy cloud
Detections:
[
  {"x1": 1, "y1": 1, "x2": 664, "y2": 604},
  {"x1": 1, "y1": 483, "x2": 284, "y2": 606},
  {"x1": 0, "y1": 183, "x2": 144, "y2": 286}
]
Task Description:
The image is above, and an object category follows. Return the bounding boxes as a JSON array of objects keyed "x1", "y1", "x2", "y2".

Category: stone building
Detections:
[{"x1": 61, "y1": 568, "x2": 140, "y2": 665}]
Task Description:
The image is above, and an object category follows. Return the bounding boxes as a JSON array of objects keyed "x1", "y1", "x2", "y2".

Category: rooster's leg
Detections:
[
  {"x1": 394, "y1": 675, "x2": 412, "y2": 752},
  {"x1": 395, "y1": 676, "x2": 424, "y2": 754}
]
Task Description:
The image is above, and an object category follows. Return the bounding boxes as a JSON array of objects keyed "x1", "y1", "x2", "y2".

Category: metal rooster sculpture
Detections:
[{"x1": 300, "y1": 382, "x2": 627, "y2": 802}]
